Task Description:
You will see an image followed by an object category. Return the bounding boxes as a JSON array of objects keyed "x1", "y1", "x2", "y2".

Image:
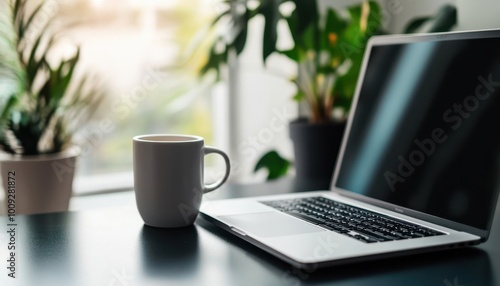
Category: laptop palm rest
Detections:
[{"x1": 219, "y1": 212, "x2": 326, "y2": 238}]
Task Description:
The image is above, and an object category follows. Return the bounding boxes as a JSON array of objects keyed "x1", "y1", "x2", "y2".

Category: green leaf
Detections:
[
  {"x1": 261, "y1": 0, "x2": 280, "y2": 62},
  {"x1": 13, "y1": 0, "x2": 22, "y2": 22},
  {"x1": 427, "y1": 5, "x2": 457, "y2": 33},
  {"x1": 1, "y1": 96, "x2": 18, "y2": 120},
  {"x1": 278, "y1": 47, "x2": 300, "y2": 61},
  {"x1": 25, "y1": 32, "x2": 44, "y2": 82},
  {"x1": 50, "y1": 49, "x2": 80, "y2": 107},
  {"x1": 292, "y1": 0, "x2": 318, "y2": 37},
  {"x1": 209, "y1": 8, "x2": 230, "y2": 27},
  {"x1": 234, "y1": 9, "x2": 250, "y2": 55},
  {"x1": 292, "y1": 90, "x2": 304, "y2": 101},
  {"x1": 18, "y1": 2, "x2": 45, "y2": 42},
  {"x1": 299, "y1": 21, "x2": 315, "y2": 51},
  {"x1": 331, "y1": 0, "x2": 382, "y2": 112},
  {"x1": 366, "y1": 1, "x2": 382, "y2": 31},
  {"x1": 323, "y1": 8, "x2": 347, "y2": 49},
  {"x1": 403, "y1": 17, "x2": 431, "y2": 34},
  {"x1": 200, "y1": 40, "x2": 227, "y2": 79},
  {"x1": 285, "y1": 8, "x2": 299, "y2": 44},
  {"x1": 404, "y1": 4, "x2": 456, "y2": 34},
  {"x1": 254, "y1": 150, "x2": 291, "y2": 181}
]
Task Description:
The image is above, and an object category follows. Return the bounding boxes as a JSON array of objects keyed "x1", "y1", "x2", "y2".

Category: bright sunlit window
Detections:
[{"x1": 47, "y1": 0, "x2": 223, "y2": 189}]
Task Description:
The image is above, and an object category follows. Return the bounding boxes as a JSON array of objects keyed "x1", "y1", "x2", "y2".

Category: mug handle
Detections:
[{"x1": 203, "y1": 146, "x2": 231, "y2": 194}]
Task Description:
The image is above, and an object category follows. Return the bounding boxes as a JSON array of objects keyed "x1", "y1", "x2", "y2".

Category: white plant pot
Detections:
[{"x1": 0, "y1": 147, "x2": 79, "y2": 215}]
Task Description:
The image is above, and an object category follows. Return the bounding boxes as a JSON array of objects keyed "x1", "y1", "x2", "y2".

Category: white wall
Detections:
[
  {"x1": 234, "y1": 16, "x2": 297, "y2": 183},
  {"x1": 369, "y1": 0, "x2": 500, "y2": 33},
  {"x1": 383, "y1": 0, "x2": 455, "y2": 33},
  {"x1": 455, "y1": 0, "x2": 500, "y2": 30}
]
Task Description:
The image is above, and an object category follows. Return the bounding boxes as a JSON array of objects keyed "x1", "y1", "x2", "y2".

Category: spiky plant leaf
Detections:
[
  {"x1": 0, "y1": 0, "x2": 24, "y2": 119},
  {"x1": 0, "y1": 0, "x2": 104, "y2": 155}
]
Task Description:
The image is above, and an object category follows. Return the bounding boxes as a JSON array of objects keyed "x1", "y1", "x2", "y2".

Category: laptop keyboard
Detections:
[{"x1": 261, "y1": 196, "x2": 445, "y2": 243}]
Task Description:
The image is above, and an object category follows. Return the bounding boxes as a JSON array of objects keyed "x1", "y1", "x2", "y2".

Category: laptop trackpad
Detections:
[{"x1": 219, "y1": 212, "x2": 326, "y2": 238}]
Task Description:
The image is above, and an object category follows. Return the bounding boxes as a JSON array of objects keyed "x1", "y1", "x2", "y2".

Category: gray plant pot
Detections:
[
  {"x1": 0, "y1": 147, "x2": 79, "y2": 215},
  {"x1": 289, "y1": 118, "x2": 346, "y2": 187}
]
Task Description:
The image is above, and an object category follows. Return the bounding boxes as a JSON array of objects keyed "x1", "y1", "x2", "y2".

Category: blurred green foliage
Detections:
[
  {"x1": 0, "y1": 0, "x2": 103, "y2": 155},
  {"x1": 251, "y1": 3, "x2": 457, "y2": 181},
  {"x1": 201, "y1": 0, "x2": 384, "y2": 123}
]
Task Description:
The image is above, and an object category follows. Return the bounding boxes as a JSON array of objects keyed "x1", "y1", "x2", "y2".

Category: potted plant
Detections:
[
  {"x1": 200, "y1": 0, "x2": 383, "y2": 184},
  {"x1": 0, "y1": 0, "x2": 103, "y2": 214},
  {"x1": 281, "y1": 1, "x2": 385, "y2": 184},
  {"x1": 198, "y1": 1, "x2": 457, "y2": 184}
]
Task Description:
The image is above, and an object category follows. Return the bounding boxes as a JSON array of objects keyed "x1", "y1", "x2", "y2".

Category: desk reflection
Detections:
[
  {"x1": 139, "y1": 225, "x2": 200, "y2": 277},
  {"x1": 305, "y1": 247, "x2": 493, "y2": 286}
]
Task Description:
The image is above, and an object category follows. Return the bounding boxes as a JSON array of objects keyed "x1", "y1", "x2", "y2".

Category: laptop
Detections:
[{"x1": 200, "y1": 28, "x2": 500, "y2": 269}]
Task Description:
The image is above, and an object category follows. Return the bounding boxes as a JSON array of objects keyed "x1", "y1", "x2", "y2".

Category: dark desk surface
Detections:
[{"x1": 1, "y1": 178, "x2": 499, "y2": 286}]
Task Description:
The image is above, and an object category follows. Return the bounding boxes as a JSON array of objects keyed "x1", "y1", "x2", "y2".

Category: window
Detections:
[{"x1": 47, "y1": 0, "x2": 225, "y2": 192}]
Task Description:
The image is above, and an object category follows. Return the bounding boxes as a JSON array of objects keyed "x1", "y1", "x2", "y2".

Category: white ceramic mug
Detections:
[{"x1": 133, "y1": 134, "x2": 230, "y2": 228}]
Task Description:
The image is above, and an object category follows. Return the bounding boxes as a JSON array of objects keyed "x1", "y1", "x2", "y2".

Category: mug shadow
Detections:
[
  {"x1": 197, "y1": 218, "x2": 494, "y2": 285},
  {"x1": 138, "y1": 224, "x2": 200, "y2": 277}
]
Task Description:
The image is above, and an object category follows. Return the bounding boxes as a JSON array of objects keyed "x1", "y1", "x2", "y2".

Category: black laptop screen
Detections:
[{"x1": 335, "y1": 35, "x2": 500, "y2": 230}]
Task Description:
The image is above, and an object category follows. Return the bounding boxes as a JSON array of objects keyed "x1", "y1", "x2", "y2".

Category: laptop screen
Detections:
[{"x1": 335, "y1": 33, "x2": 500, "y2": 231}]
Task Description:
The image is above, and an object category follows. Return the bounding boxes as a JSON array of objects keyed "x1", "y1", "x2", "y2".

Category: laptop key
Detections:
[
  {"x1": 348, "y1": 231, "x2": 381, "y2": 243},
  {"x1": 353, "y1": 234, "x2": 379, "y2": 243},
  {"x1": 262, "y1": 197, "x2": 446, "y2": 243},
  {"x1": 412, "y1": 231, "x2": 427, "y2": 237},
  {"x1": 285, "y1": 211, "x2": 326, "y2": 225},
  {"x1": 355, "y1": 228, "x2": 394, "y2": 241},
  {"x1": 325, "y1": 223, "x2": 350, "y2": 233}
]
